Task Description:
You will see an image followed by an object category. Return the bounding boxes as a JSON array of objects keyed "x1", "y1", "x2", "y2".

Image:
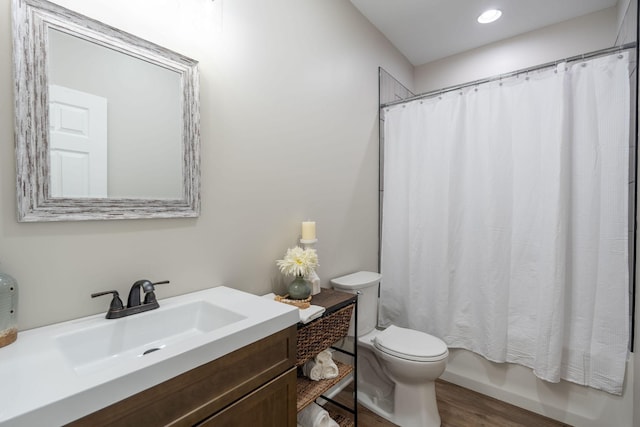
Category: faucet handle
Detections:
[
  {"x1": 143, "y1": 280, "x2": 170, "y2": 304},
  {"x1": 91, "y1": 290, "x2": 125, "y2": 311},
  {"x1": 147, "y1": 280, "x2": 169, "y2": 291}
]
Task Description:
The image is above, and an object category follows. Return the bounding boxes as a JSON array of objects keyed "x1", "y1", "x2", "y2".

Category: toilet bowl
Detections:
[{"x1": 331, "y1": 271, "x2": 448, "y2": 427}]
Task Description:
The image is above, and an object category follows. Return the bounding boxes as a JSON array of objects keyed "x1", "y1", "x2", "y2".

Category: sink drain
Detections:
[{"x1": 142, "y1": 347, "x2": 161, "y2": 356}]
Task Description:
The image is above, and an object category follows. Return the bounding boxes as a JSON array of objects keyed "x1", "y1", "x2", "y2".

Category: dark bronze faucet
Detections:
[{"x1": 92, "y1": 279, "x2": 170, "y2": 319}]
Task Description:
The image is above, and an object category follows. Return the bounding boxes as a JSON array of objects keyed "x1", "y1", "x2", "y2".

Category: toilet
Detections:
[{"x1": 331, "y1": 271, "x2": 448, "y2": 427}]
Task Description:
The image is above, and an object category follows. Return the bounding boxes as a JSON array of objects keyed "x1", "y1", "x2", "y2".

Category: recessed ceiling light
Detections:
[{"x1": 477, "y1": 9, "x2": 502, "y2": 24}]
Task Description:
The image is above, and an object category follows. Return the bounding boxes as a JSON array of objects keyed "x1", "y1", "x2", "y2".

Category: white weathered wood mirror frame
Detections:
[{"x1": 12, "y1": 0, "x2": 200, "y2": 221}]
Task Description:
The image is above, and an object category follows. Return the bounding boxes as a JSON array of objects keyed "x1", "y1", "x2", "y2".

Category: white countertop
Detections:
[{"x1": 0, "y1": 286, "x2": 298, "y2": 427}]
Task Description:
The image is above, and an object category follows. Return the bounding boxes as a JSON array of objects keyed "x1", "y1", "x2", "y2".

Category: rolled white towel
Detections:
[
  {"x1": 297, "y1": 402, "x2": 339, "y2": 427},
  {"x1": 312, "y1": 349, "x2": 339, "y2": 379},
  {"x1": 302, "y1": 359, "x2": 324, "y2": 381},
  {"x1": 315, "y1": 349, "x2": 333, "y2": 364},
  {"x1": 321, "y1": 360, "x2": 339, "y2": 379}
]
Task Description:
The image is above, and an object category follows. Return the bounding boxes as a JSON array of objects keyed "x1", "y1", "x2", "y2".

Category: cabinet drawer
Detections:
[
  {"x1": 68, "y1": 326, "x2": 296, "y2": 427},
  {"x1": 198, "y1": 367, "x2": 297, "y2": 427}
]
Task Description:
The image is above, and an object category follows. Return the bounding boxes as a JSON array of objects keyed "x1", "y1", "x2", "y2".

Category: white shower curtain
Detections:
[{"x1": 380, "y1": 52, "x2": 631, "y2": 394}]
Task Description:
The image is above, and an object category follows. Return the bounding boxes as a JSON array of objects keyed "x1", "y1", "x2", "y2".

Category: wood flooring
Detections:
[{"x1": 325, "y1": 379, "x2": 572, "y2": 427}]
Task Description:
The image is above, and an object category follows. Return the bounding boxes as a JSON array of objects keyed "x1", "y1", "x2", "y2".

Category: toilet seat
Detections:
[{"x1": 373, "y1": 325, "x2": 448, "y2": 362}]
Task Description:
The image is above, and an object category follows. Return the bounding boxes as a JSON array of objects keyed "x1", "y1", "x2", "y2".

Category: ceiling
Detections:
[{"x1": 350, "y1": 0, "x2": 620, "y2": 66}]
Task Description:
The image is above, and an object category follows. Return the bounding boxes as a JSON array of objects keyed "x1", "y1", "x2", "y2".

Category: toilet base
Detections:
[
  {"x1": 392, "y1": 380, "x2": 441, "y2": 427},
  {"x1": 357, "y1": 381, "x2": 442, "y2": 427},
  {"x1": 355, "y1": 331, "x2": 443, "y2": 427}
]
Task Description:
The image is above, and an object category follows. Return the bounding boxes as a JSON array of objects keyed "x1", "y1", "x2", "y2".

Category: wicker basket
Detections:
[{"x1": 296, "y1": 304, "x2": 354, "y2": 366}]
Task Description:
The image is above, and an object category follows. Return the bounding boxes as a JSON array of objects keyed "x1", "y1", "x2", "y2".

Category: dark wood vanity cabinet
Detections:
[
  {"x1": 67, "y1": 326, "x2": 297, "y2": 427},
  {"x1": 199, "y1": 368, "x2": 296, "y2": 426}
]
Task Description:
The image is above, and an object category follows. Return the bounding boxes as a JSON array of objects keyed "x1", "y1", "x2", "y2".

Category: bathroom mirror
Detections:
[{"x1": 12, "y1": 0, "x2": 200, "y2": 221}]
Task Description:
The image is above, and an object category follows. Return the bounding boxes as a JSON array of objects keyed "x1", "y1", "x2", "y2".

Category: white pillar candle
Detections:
[{"x1": 301, "y1": 221, "x2": 316, "y2": 240}]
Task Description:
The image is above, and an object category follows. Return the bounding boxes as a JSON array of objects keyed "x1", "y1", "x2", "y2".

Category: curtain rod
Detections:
[{"x1": 381, "y1": 42, "x2": 637, "y2": 108}]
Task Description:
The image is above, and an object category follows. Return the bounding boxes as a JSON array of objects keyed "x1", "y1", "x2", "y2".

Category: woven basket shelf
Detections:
[
  {"x1": 296, "y1": 361, "x2": 353, "y2": 412},
  {"x1": 296, "y1": 304, "x2": 354, "y2": 366}
]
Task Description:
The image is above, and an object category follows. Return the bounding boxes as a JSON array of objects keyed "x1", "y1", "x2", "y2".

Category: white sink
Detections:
[
  {"x1": 0, "y1": 286, "x2": 299, "y2": 427},
  {"x1": 55, "y1": 300, "x2": 246, "y2": 375}
]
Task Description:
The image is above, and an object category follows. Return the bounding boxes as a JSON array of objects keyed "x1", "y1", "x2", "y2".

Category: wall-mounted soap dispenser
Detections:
[{"x1": 0, "y1": 271, "x2": 18, "y2": 348}]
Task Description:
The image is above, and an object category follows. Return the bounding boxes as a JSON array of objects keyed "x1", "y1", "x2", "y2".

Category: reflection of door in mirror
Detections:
[
  {"x1": 48, "y1": 28, "x2": 183, "y2": 200},
  {"x1": 49, "y1": 85, "x2": 108, "y2": 198}
]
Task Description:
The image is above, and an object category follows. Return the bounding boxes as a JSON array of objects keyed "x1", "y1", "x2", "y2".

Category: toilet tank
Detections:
[{"x1": 330, "y1": 271, "x2": 382, "y2": 336}]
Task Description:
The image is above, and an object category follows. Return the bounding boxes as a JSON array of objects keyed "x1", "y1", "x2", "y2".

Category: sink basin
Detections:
[
  {"x1": 0, "y1": 286, "x2": 299, "y2": 427},
  {"x1": 55, "y1": 300, "x2": 246, "y2": 375}
]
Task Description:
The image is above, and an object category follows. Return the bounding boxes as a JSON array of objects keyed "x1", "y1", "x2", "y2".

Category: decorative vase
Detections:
[
  {"x1": 0, "y1": 271, "x2": 18, "y2": 348},
  {"x1": 288, "y1": 275, "x2": 311, "y2": 300}
]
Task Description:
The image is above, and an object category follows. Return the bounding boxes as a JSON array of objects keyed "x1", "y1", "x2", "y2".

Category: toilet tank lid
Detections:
[{"x1": 330, "y1": 271, "x2": 382, "y2": 289}]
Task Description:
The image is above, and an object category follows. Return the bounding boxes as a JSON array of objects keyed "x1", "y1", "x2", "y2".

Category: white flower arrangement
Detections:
[{"x1": 276, "y1": 246, "x2": 319, "y2": 277}]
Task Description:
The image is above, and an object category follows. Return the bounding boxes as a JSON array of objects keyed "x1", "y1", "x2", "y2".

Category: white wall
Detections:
[
  {"x1": 414, "y1": 7, "x2": 618, "y2": 93},
  {"x1": 0, "y1": 0, "x2": 413, "y2": 330},
  {"x1": 413, "y1": 5, "x2": 637, "y2": 427}
]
